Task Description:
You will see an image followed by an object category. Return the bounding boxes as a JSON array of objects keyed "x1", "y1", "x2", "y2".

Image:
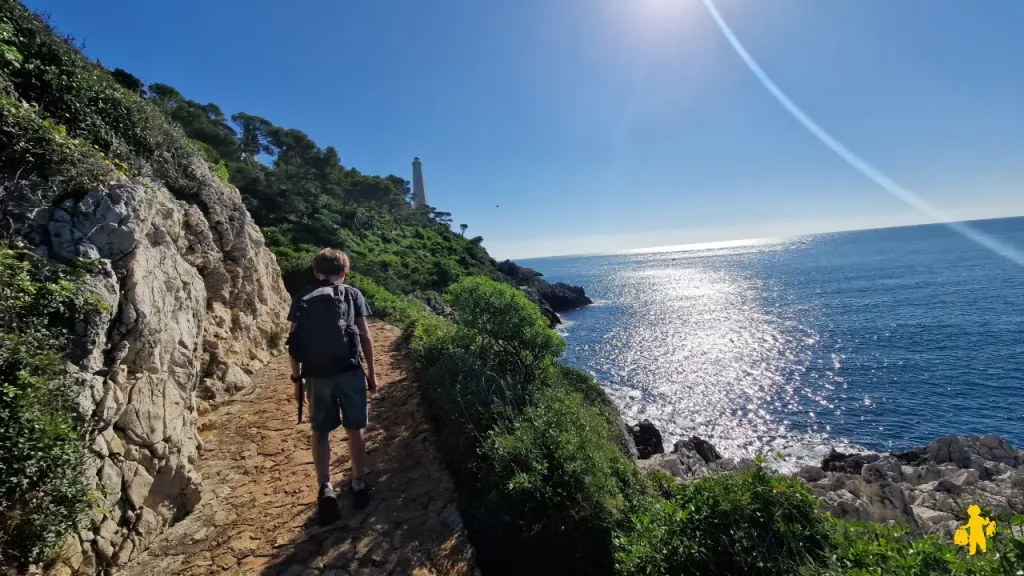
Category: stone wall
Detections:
[{"x1": 3, "y1": 163, "x2": 290, "y2": 574}]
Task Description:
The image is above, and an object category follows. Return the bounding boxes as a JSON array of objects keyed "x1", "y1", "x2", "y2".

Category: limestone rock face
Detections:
[{"x1": 5, "y1": 171, "x2": 289, "y2": 574}]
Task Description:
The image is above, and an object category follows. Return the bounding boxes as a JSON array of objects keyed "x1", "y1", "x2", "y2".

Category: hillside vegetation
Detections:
[
  {"x1": 123, "y1": 78, "x2": 498, "y2": 297},
  {"x1": 1, "y1": 2, "x2": 1022, "y2": 575}
]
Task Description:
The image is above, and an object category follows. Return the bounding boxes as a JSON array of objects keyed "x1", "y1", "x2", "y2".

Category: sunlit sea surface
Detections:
[{"x1": 519, "y1": 218, "x2": 1024, "y2": 471}]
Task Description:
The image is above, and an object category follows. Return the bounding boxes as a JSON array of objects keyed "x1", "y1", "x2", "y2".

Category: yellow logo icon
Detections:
[{"x1": 954, "y1": 505, "x2": 997, "y2": 555}]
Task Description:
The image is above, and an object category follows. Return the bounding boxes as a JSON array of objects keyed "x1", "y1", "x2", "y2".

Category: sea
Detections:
[{"x1": 518, "y1": 217, "x2": 1024, "y2": 471}]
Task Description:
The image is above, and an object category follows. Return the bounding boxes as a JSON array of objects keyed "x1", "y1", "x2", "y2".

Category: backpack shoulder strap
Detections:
[{"x1": 339, "y1": 284, "x2": 357, "y2": 325}]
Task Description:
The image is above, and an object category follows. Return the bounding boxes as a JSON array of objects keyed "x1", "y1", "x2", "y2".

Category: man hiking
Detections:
[{"x1": 287, "y1": 248, "x2": 377, "y2": 525}]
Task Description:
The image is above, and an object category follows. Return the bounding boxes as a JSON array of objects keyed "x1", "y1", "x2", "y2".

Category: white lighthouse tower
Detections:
[{"x1": 412, "y1": 157, "x2": 428, "y2": 208}]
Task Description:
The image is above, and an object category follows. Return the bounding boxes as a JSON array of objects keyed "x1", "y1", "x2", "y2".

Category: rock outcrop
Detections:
[
  {"x1": 496, "y1": 259, "x2": 592, "y2": 326},
  {"x1": 798, "y1": 435, "x2": 1024, "y2": 535},
  {"x1": 674, "y1": 436, "x2": 723, "y2": 465},
  {"x1": 631, "y1": 430, "x2": 1024, "y2": 539},
  {"x1": 629, "y1": 420, "x2": 665, "y2": 460},
  {"x1": 2, "y1": 164, "x2": 289, "y2": 574}
]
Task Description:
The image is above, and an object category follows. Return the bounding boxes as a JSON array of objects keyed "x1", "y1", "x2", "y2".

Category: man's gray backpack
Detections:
[{"x1": 288, "y1": 282, "x2": 362, "y2": 377}]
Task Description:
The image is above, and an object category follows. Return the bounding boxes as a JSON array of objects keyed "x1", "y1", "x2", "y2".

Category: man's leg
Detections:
[
  {"x1": 312, "y1": 430, "x2": 332, "y2": 486},
  {"x1": 306, "y1": 377, "x2": 342, "y2": 525},
  {"x1": 346, "y1": 428, "x2": 366, "y2": 487},
  {"x1": 336, "y1": 370, "x2": 370, "y2": 508}
]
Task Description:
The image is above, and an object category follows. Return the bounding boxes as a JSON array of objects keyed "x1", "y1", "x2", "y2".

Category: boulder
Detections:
[
  {"x1": 821, "y1": 448, "x2": 880, "y2": 475},
  {"x1": 222, "y1": 363, "x2": 252, "y2": 395},
  {"x1": 926, "y1": 435, "x2": 1019, "y2": 468},
  {"x1": 637, "y1": 453, "x2": 686, "y2": 479},
  {"x1": 673, "y1": 436, "x2": 722, "y2": 464},
  {"x1": 817, "y1": 478, "x2": 918, "y2": 529},
  {"x1": 900, "y1": 465, "x2": 944, "y2": 487},
  {"x1": 795, "y1": 466, "x2": 826, "y2": 483},
  {"x1": 891, "y1": 447, "x2": 928, "y2": 466},
  {"x1": 861, "y1": 457, "x2": 903, "y2": 483},
  {"x1": 912, "y1": 505, "x2": 954, "y2": 532},
  {"x1": 630, "y1": 420, "x2": 664, "y2": 460},
  {"x1": 416, "y1": 291, "x2": 453, "y2": 317}
]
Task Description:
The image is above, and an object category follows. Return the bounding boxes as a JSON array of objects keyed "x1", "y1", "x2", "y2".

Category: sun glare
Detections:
[{"x1": 608, "y1": 0, "x2": 699, "y2": 37}]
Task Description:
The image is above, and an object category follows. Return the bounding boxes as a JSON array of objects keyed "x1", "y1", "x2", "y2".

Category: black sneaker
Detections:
[
  {"x1": 350, "y1": 480, "x2": 371, "y2": 510},
  {"x1": 317, "y1": 484, "x2": 341, "y2": 526}
]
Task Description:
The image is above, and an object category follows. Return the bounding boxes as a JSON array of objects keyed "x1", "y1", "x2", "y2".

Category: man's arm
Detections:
[{"x1": 355, "y1": 316, "x2": 377, "y2": 393}]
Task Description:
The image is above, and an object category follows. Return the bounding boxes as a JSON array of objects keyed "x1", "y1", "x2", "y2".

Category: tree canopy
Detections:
[{"x1": 142, "y1": 82, "x2": 500, "y2": 295}]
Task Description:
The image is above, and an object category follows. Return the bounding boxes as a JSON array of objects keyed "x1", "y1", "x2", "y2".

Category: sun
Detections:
[{"x1": 606, "y1": 0, "x2": 702, "y2": 43}]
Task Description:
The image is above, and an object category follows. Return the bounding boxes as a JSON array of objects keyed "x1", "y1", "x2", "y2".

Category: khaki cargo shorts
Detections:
[{"x1": 304, "y1": 370, "x2": 368, "y2": 433}]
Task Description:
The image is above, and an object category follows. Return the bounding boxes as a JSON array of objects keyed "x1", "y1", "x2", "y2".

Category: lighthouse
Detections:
[{"x1": 412, "y1": 157, "x2": 428, "y2": 208}]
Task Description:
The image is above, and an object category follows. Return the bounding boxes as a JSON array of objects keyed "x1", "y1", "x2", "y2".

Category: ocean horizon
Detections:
[{"x1": 520, "y1": 216, "x2": 1024, "y2": 471}]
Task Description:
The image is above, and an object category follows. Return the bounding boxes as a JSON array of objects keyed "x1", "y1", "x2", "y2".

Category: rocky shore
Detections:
[
  {"x1": 629, "y1": 421, "x2": 1024, "y2": 537},
  {"x1": 497, "y1": 260, "x2": 593, "y2": 326}
]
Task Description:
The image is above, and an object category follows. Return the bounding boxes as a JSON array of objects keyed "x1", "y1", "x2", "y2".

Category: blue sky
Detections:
[{"x1": 30, "y1": 0, "x2": 1024, "y2": 258}]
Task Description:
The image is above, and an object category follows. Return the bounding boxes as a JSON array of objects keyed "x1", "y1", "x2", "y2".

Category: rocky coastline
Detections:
[
  {"x1": 629, "y1": 421, "x2": 1024, "y2": 537},
  {"x1": 497, "y1": 259, "x2": 593, "y2": 326}
]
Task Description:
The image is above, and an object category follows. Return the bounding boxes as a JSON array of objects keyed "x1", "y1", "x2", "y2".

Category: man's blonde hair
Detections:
[{"x1": 312, "y1": 248, "x2": 350, "y2": 277}]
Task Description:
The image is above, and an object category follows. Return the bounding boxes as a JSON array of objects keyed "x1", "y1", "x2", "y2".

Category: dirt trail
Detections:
[{"x1": 122, "y1": 321, "x2": 476, "y2": 576}]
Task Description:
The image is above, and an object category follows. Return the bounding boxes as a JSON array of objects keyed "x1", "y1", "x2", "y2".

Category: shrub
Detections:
[
  {"x1": 0, "y1": 2, "x2": 203, "y2": 201},
  {"x1": 481, "y1": 386, "x2": 638, "y2": 573},
  {"x1": 806, "y1": 517, "x2": 1024, "y2": 576},
  {"x1": 407, "y1": 276, "x2": 635, "y2": 574},
  {"x1": 266, "y1": 326, "x2": 286, "y2": 350},
  {"x1": 212, "y1": 160, "x2": 230, "y2": 183},
  {"x1": 346, "y1": 272, "x2": 431, "y2": 327},
  {"x1": 445, "y1": 277, "x2": 565, "y2": 385},
  {"x1": 0, "y1": 248, "x2": 104, "y2": 569},
  {"x1": 411, "y1": 278, "x2": 564, "y2": 448},
  {"x1": 0, "y1": 90, "x2": 114, "y2": 199},
  {"x1": 615, "y1": 465, "x2": 830, "y2": 576}
]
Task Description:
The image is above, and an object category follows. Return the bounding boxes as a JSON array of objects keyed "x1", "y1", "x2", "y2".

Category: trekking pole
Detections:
[{"x1": 292, "y1": 374, "x2": 304, "y2": 424}]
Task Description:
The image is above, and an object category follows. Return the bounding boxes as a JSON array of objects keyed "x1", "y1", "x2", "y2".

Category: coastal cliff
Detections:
[{"x1": 497, "y1": 259, "x2": 592, "y2": 326}]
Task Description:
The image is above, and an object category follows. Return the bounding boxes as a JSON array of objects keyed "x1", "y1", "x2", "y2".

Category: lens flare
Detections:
[{"x1": 700, "y1": 0, "x2": 1024, "y2": 266}]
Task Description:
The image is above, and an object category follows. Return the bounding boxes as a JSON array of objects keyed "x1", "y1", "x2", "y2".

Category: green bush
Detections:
[
  {"x1": 266, "y1": 326, "x2": 286, "y2": 350},
  {"x1": 212, "y1": 160, "x2": 230, "y2": 183},
  {"x1": 0, "y1": 248, "x2": 104, "y2": 569},
  {"x1": 0, "y1": 90, "x2": 114, "y2": 198},
  {"x1": 482, "y1": 386, "x2": 637, "y2": 573},
  {"x1": 344, "y1": 272, "x2": 434, "y2": 327},
  {"x1": 806, "y1": 517, "x2": 1024, "y2": 576},
  {"x1": 412, "y1": 278, "x2": 564, "y2": 447},
  {"x1": 446, "y1": 277, "x2": 565, "y2": 382},
  {"x1": 406, "y1": 276, "x2": 634, "y2": 574},
  {"x1": 616, "y1": 465, "x2": 830, "y2": 576},
  {"x1": 0, "y1": 1, "x2": 203, "y2": 201}
]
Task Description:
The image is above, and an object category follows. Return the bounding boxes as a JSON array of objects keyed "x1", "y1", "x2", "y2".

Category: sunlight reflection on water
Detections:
[
  {"x1": 544, "y1": 221, "x2": 1024, "y2": 472},
  {"x1": 558, "y1": 240, "x2": 861, "y2": 470}
]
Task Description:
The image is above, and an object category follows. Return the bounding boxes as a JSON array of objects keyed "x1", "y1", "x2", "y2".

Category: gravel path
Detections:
[{"x1": 122, "y1": 321, "x2": 476, "y2": 576}]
